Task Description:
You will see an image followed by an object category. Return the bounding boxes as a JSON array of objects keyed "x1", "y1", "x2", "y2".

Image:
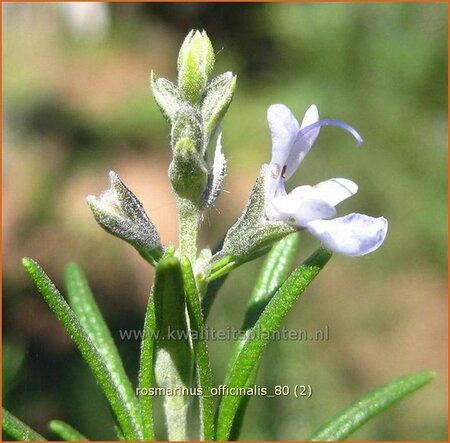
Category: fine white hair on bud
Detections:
[
  {"x1": 87, "y1": 171, "x2": 163, "y2": 265},
  {"x1": 177, "y1": 30, "x2": 215, "y2": 106},
  {"x1": 151, "y1": 30, "x2": 236, "y2": 209}
]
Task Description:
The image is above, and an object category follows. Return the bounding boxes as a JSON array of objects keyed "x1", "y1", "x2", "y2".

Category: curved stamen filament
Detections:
[{"x1": 295, "y1": 118, "x2": 364, "y2": 145}]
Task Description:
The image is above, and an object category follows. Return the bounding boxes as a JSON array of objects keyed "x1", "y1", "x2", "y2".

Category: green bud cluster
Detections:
[{"x1": 151, "y1": 30, "x2": 236, "y2": 208}]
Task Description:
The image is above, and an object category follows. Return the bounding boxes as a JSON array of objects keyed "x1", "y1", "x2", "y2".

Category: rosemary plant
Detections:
[{"x1": 3, "y1": 30, "x2": 433, "y2": 442}]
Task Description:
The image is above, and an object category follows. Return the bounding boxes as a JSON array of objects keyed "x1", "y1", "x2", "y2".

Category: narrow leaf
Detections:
[
  {"x1": 243, "y1": 232, "x2": 300, "y2": 330},
  {"x1": 48, "y1": 420, "x2": 88, "y2": 441},
  {"x1": 227, "y1": 233, "x2": 300, "y2": 440},
  {"x1": 138, "y1": 289, "x2": 156, "y2": 441},
  {"x1": 201, "y1": 274, "x2": 228, "y2": 319},
  {"x1": 64, "y1": 262, "x2": 143, "y2": 439},
  {"x1": 309, "y1": 370, "x2": 435, "y2": 441},
  {"x1": 138, "y1": 248, "x2": 177, "y2": 440},
  {"x1": 150, "y1": 71, "x2": 181, "y2": 122},
  {"x1": 2, "y1": 341, "x2": 25, "y2": 399},
  {"x1": 201, "y1": 236, "x2": 228, "y2": 319},
  {"x1": 2, "y1": 408, "x2": 46, "y2": 441},
  {"x1": 152, "y1": 256, "x2": 193, "y2": 441},
  {"x1": 22, "y1": 258, "x2": 143, "y2": 441},
  {"x1": 202, "y1": 72, "x2": 236, "y2": 143},
  {"x1": 215, "y1": 247, "x2": 332, "y2": 441},
  {"x1": 181, "y1": 257, "x2": 214, "y2": 441}
]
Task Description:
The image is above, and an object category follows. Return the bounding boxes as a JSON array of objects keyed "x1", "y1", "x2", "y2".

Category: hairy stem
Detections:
[{"x1": 177, "y1": 198, "x2": 200, "y2": 264}]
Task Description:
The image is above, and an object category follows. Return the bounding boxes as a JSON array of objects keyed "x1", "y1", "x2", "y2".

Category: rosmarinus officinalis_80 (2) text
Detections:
[{"x1": 6, "y1": 30, "x2": 435, "y2": 442}]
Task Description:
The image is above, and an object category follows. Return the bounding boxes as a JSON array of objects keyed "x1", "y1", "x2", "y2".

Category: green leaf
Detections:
[
  {"x1": 22, "y1": 258, "x2": 144, "y2": 441},
  {"x1": 2, "y1": 408, "x2": 46, "y2": 441},
  {"x1": 227, "y1": 233, "x2": 300, "y2": 440},
  {"x1": 64, "y1": 262, "x2": 143, "y2": 440},
  {"x1": 2, "y1": 341, "x2": 25, "y2": 399},
  {"x1": 181, "y1": 257, "x2": 214, "y2": 441},
  {"x1": 309, "y1": 370, "x2": 435, "y2": 441},
  {"x1": 150, "y1": 71, "x2": 181, "y2": 122},
  {"x1": 242, "y1": 232, "x2": 300, "y2": 330},
  {"x1": 48, "y1": 420, "x2": 88, "y2": 441},
  {"x1": 152, "y1": 256, "x2": 194, "y2": 441},
  {"x1": 202, "y1": 72, "x2": 236, "y2": 144},
  {"x1": 201, "y1": 274, "x2": 228, "y2": 319},
  {"x1": 153, "y1": 257, "x2": 192, "y2": 373},
  {"x1": 138, "y1": 288, "x2": 156, "y2": 441},
  {"x1": 200, "y1": 236, "x2": 229, "y2": 319},
  {"x1": 215, "y1": 246, "x2": 332, "y2": 441},
  {"x1": 138, "y1": 246, "x2": 179, "y2": 440}
]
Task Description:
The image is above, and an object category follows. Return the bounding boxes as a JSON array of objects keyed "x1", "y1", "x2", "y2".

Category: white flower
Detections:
[{"x1": 265, "y1": 104, "x2": 388, "y2": 257}]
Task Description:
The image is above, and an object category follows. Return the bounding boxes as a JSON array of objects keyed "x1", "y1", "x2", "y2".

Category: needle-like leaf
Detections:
[
  {"x1": 215, "y1": 246, "x2": 332, "y2": 441},
  {"x1": 152, "y1": 255, "x2": 194, "y2": 441},
  {"x1": 48, "y1": 420, "x2": 88, "y2": 441},
  {"x1": 181, "y1": 257, "x2": 214, "y2": 440},
  {"x1": 227, "y1": 233, "x2": 299, "y2": 440},
  {"x1": 309, "y1": 370, "x2": 435, "y2": 441},
  {"x1": 138, "y1": 287, "x2": 156, "y2": 441},
  {"x1": 22, "y1": 258, "x2": 144, "y2": 441},
  {"x1": 64, "y1": 263, "x2": 142, "y2": 439},
  {"x1": 2, "y1": 408, "x2": 46, "y2": 441}
]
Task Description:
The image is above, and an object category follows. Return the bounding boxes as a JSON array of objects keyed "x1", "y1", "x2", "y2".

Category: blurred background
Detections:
[{"x1": 3, "y1": 2, "x2": 447, "y2": 440}]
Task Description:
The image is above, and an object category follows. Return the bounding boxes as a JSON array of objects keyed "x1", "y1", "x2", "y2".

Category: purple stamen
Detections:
[{"x1": 295, "y1": 118, "x2": 364, "y2": 146}]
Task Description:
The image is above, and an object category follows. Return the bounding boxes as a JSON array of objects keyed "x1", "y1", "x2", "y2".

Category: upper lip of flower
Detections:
[{"x1": 264, "y1": 103, "x2": 388, "y2": 257}]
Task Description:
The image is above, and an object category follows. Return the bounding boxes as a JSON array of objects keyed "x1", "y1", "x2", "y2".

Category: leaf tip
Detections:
[{"x1": 22, "y1": 257, "x2": 36, "y2": 271}]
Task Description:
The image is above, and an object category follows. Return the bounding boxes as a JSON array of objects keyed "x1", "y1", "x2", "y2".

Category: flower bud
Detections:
[
  {"x1": 169, "y1": 106, "x2": 208, "y2": 203},
  {"x1": 201, "y1": 72, "x2": 236, "y2": 143},
  {"x1": 87, "y1": 171, "x2": 163, "y2": 265},
  {"x1": 177, "y1": 30, "x2": 215, "y2": 106},
  {"x1": 171, "y1": 105, "x2": 204, "y2": 153},
  {"x1": 219, "y1": 166, "x2": 296, "y2": 265}
]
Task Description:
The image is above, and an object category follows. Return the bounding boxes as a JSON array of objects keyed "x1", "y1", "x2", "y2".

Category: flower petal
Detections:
[
  {"x1": 291, "y1": 178, "x2": 358, "y2": 207},
  {"x1": 267, "y1": 104, "x2": 299, "y2": 170},
  {"x1": 269, "y1": 192, "x2": 336, "y2": 225},
  {"x1": 284, "y1": 104, "x2": 320, "y2": 179},
  {"x1": 300, "y1": 104, "x2": 320, "y2": 144},
  {"x1": 306, "y1": 213, "x2": 388, "y2": 256}
]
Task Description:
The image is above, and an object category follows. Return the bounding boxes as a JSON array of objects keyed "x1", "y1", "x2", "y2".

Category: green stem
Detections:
[{"x1": 177, "y1": 198, "x2": 200, "y2": 264}]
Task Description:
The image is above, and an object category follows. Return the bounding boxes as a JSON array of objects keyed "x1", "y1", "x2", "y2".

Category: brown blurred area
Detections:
[{"x1": 3, "y1": 2, "x2": 447, "y2": 440}]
